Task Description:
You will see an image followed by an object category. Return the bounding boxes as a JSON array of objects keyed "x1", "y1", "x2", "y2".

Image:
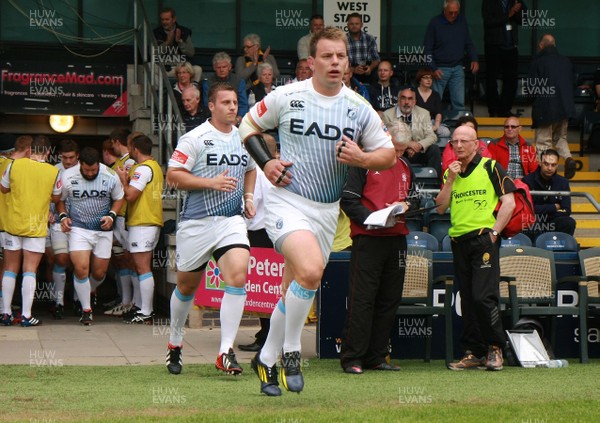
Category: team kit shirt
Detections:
[
  {"x1": 168, "y1": 120, "x2": 256, "y2": 220},
  {"x1": 58, "y1": 163, "x2": 124, "y2": 231},
  {"x1": 127, "y1": 159, "x2": 164, "y2": 227},
  {"x1": 249, "y1": 78, "x2": 393, "y2": 204},
  {"x1": 1, "y1": 158, "x2": 60, "y2": 237}
]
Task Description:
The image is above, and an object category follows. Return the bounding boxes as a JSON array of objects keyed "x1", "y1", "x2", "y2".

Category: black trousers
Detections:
[
  {"x1": 248, "y1": 229, "x2": 274, "y2": 346},
  {"x1": 340, "y1": 235, "x2": 406, "y2": 368},
  {"x1": 405, "y1": 144, "x2": 442, "y2": 181},
  {"x1": 451, "y1": 232, "x2": 504, "y2": 357},
  {"x1": 484, "y1": 45, "x2": 519, "y2": 116}
]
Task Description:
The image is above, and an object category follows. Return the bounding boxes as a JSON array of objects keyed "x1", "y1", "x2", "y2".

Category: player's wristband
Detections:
[
  {"x1": 59, "y1": 213, "x2": 68, "y2": 222},
  {"x1": 244, "y1": 134, "x2": 274, "y2": 170},
  {"x1": 108, "y1": 211, "x2": 117, "y2": 221}
]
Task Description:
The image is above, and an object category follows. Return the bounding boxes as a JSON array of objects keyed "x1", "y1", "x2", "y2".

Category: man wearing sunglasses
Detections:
[{"x1": 488, "y1": 117, "x2": 538, "y2": 179}]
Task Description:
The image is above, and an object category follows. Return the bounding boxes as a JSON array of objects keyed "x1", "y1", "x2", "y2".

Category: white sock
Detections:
[
  {"x1": 139, "y1": 272, "x2": 155, "y2": 315},
  {"x1": 52, "y1": 265, "x2": 66, "y2": 306},
  {"x1": 119, "y1": 269, "x2": 133, "y2": 305},
  {"x1": 2, "y1": 271, "x2": 17, "y2": 316},
  {"x1": 21, "y1": 272, "x2": 36, "y2": 318},
  {"x1": 131, "y1": 272, "x2": 141, "y2": 307},
  {"x1": 219, "y1": 286, "x2": 247, "y2": 354},
  {"x1": 260, "y1": 299, "x2": 287, "y2": 367},
  {"x1": 90, "y1": 275, "x2": 105, "y2": 292},
  {"x1": 283, "y1": 280, "x2": 316, "y2": 353},
  {"x1": 169, "y1": 287, "x2": 194, "y2": 346},
  {"x1": 74, "y1": 276, "x2": 91, "y2": 311}
]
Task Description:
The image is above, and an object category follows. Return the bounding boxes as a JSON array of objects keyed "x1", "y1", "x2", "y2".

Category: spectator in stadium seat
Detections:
[
  {"x1": 522, "y1": 148, "x2": 576, "y2": 236},
  {"x1": 297, "y1": 15, "x2": 324, "y2": 60},
  {"x1": 367, "y1": 61, "x2": 400, "y2": 117},
  {"x1": 342, "y1": 67, "x2": 370, "y2": 102},
  {"x1": 382, "y1": 87, "x2": 442, "y2": 178},
  {"x1": 173, "y1": 62, "x2": 199, "y2": 114},
  {"x1": 202, "y1": 52, "x2": 248, "y2": 124},
  {"x1": 489, "y1": 116, "x2": 538, "y2": 180},
  {"x1": 249, "y1": 63, "x2": 277, "y2": 103},
  {"x1": 153, "y1": 7, "x2": 201, "y2": 82},
  {"x1": 415, "y1": 67, "x2": 451, "y2": 139},
  {"x1": 346, "y1": 13, "x2": 380, "y2": 84},
  {"x1": 442, "y1": 115, "x2": 491, "y2": 173},
  {"x1": 181, "y1": 86, "x2": 208, "y2": 133},
  {"x1": 235, "y1": 34, "x2": 280, "y2": 90},
  {"x1": 290, "y1": 59, "x2": 312, "y2": 84}
]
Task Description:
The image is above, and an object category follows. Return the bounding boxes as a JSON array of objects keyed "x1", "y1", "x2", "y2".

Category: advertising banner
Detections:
[
  {"x1": 194, "y1": 247, "x2": 284, "y2": 315},
  {"x1": 0, "y1": 61, "x2": 127, "y2": 116}
]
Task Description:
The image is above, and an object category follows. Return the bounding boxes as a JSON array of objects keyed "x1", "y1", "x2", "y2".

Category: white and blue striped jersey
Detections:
[
  {"x1": 249, "y1": 78, "x2": 392, "y2": 203},
  {"x1": 168, "y1": 119, "x2": 256, "y2": 220},
  {"x1": 59, "y1": 163, "x2": 124, "y2": 231}
]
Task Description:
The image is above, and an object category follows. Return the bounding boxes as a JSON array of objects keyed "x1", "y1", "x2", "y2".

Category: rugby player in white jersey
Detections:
[
  {"x1": 46, "y1": 139, "x2": 79, "y2": 319},
  {"x1": 239, "y1": 26, "x2": 396, "y2": 396},
  {"x1": 57, "y1": 147, "x2": 124, "y2": 325},
  {"x1": 165, "y1": 83, "x2": 257, "y2": 376}
]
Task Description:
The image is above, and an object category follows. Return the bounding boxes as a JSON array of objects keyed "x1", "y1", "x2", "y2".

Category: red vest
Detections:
[{"x1": 350, "y1": 158, "x2": 411, "y2": 237}]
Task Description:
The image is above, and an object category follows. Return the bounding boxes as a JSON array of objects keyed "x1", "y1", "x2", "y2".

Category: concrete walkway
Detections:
[{"x1": 0, "y1": 314, "x2": 317, "y2": 366}]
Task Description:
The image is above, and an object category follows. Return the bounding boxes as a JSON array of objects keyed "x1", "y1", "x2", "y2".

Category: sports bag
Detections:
[{"x1": 484, "y1": 159, "x2": 535, "y2": 237}]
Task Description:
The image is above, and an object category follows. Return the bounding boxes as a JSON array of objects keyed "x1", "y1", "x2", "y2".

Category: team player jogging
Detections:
[
  {"x1": 238, "y1": 26, "x2": 396, "y2": 396},
  {"x1": 56, "y1": 147, "x2": 124, "y2": 326},
  {"x1": 165, "y1": 83, "x2": 257, "y2": 376}
]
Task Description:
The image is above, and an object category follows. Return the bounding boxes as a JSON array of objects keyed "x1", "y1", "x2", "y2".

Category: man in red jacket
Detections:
[{"x1": 489, "y1": 117, "x2": 538, "y2": 179}]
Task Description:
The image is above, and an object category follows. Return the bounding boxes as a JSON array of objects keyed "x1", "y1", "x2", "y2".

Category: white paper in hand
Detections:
[{"x1": 364, "y1": 204, "x2": 404, "y2": 229}]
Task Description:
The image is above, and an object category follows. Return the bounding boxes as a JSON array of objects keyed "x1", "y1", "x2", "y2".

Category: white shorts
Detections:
[
  {"x1": 128, "y1": 226, "x2": 161, "y2": 253},
  {"x1": 176, "y1": 215, "x2": 249, "y2": 272},
  {"x1": 68, "y1": 227, "x2": 113, "y2": 259},
  {"x1": 264, "y1": 188, "x2": 339, "y2": 265},
  {"x1": 112, "y1": 216, "x2": 129, "y2": 253},
  {"x1": 0, "y1": 231, "x2": 4, "y2": 249},
  {"x1": 3, "y1": 233, "x2": 46, "y2": 254},
  {"x1": 50, "y1": 223, "x2": 69, "y2": 255}
]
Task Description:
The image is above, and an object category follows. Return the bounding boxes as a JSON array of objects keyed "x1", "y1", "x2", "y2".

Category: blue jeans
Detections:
[{"x1": 433, "y1": 65, "x2": 465, "y2": 111}]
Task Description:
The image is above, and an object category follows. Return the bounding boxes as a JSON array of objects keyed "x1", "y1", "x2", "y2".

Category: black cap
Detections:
[{"x1": 0, "y1": 134, "x2": 16, "y2": 152}]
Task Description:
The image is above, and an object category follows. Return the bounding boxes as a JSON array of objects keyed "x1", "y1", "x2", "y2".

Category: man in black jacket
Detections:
[
  {"x1": 522, "y1": 149, "x2": 576, "y2": 236},
  {"x1": 153, "y1": 7, "x2": 201, "y2": 82},
  {"x1": 529, "y1": 34, "x2": 576, "y2": 179},
  {"x1": 481, "y1": 0, "x2": 526, "y2": 117}
]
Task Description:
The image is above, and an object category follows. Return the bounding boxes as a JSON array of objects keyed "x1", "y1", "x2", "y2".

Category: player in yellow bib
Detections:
[
  {"x1": 116, "y1": 134, "x2": 164, "y2": 324},
  {"x1": 1, "y1": 136, "x2": 60, "y2": 327}
]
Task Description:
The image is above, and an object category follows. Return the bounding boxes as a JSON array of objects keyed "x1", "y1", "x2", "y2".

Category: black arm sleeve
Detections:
[{"x1": 244, "y1": 134, "x2": 274, "y2": 170}]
